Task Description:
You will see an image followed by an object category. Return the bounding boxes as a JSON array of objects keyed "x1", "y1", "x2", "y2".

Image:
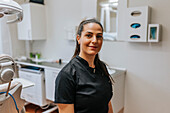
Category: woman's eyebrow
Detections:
[
  {"x1": 85, "y1": 31, "x2": 103, "y2": 34},
  {"x1": 97, "y1": 33, "x2": 103, "y2": 35},
  {"x1": 85, "y1": 31, "x2": 93, "y2": 34}
]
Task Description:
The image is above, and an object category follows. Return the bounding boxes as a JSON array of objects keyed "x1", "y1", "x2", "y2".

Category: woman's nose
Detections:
[{"x1": 92, "y1": 36, "x2": 97, "y2": 43}]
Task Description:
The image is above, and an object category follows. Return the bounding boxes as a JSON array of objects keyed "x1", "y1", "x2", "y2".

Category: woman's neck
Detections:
[{"x1": 79, "y1": 53, "x2": 95, "y2": 68}]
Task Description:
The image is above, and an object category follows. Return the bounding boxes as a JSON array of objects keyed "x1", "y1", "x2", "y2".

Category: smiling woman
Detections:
[
  {"x1": 76, "y1": 22, "x2": 103, "y2": 60},
  {"x1": 54, "y1": 19, "x2": 114, "y2": 113}
]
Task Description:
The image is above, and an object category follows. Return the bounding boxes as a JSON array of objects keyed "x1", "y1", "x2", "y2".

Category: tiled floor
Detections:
[{"x1": 25, "y1": 103, "x2": 58, "y2": 113}]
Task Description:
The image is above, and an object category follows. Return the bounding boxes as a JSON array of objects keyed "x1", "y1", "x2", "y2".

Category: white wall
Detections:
[
  {"x1": 32, "y1": 0, "x2": 98, "y2": 61},
  {"x1": 8, "y1": 23, "x2": 26, "y2": 58},
  {"x1": 81, "y1": 0, "x2": 97, "y2": 19},
  {"x1": 0, "y1": 17, "x2": 25, "y2": 57},
  {"x1": 30, "y1": 0, "x2": 170, "y2": 113},
  {"x1": 32, "y1": 0, "x2": 82, "y2": 61},
  {"x1": 101, "y1": 0, "x2": 170, "y2": 113}
]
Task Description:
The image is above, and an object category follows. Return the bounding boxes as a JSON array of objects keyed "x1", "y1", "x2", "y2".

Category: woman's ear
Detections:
[{"x1": 76, "y1": 35, "x2": 81, "y2": 44}]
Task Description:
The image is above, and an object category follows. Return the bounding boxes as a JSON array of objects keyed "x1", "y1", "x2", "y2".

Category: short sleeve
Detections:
[{"x1": 54, "y1": 71, "x2": 76, "y2": 104}]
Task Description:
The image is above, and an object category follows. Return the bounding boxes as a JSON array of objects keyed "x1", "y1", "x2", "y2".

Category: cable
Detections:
[{"x1": 0, "y1": 91, "x2": 19, "y2": 113}]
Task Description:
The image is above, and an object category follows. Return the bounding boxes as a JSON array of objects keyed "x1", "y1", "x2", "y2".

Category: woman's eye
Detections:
[
  {"x1": 97, "y1": 35, "x2": 103, "y2": 39},
  {"x1": 86, "y1": 34, "x2": 92, "y2": 38}
]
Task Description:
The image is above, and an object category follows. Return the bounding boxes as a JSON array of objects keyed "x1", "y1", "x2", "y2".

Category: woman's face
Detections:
[{"x1": 77, "y1": 23, "x2": 103, "y2": 57}]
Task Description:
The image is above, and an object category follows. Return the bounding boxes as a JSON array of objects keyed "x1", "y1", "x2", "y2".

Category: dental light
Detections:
[{"x1": 0, "y1": 0, "x2": 23, "y2": 24}]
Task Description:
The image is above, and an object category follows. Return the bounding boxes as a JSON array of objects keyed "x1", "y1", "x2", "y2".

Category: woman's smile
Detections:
[{"x1": 88, "y1": 46, "x2": 98, "y2": 49}]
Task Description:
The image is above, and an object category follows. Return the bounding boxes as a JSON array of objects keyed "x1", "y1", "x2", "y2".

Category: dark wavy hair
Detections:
[{"x1": 72, "y1": 18, "x2": 114, "y2": 84}]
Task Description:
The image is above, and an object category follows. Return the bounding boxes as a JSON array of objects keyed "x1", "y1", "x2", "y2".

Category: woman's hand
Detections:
[
  {"x1": 108, "y1": 101, "x2": 114, "y2": 113},
  {"x1": 57, "y1": 104, "x2": 74, "y2": 113}
]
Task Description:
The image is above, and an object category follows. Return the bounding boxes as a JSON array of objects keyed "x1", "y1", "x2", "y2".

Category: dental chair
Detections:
[
  {"x1": 0, "y1": 1, "x2": 25, "y2": 112},
  {"x1": 0, "y1": 83, "x2": 25, "y2": 113},
  {"x1": 0, "y1": 55, "x2": 25, "y2": 113}
]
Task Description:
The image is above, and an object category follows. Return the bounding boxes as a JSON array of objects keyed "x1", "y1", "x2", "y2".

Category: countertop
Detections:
[
  {"x1": 16, "y1": 60, "x2": 126, "y2": 77},
  {"x1": 16, "y1": 59, "x2": 67, "y2": 70},
  {"x1": 110, "y1": 68, "x2": 126, "y2": 78}
]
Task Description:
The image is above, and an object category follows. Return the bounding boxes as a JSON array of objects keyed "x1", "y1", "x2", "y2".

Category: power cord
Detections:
[{"x1": 0, "y1": 91, "x2": 19, "y2": 113}]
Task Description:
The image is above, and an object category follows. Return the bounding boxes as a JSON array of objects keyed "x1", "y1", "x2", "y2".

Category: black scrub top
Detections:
[{"x1": 55, "y1": 55, "x2": 113, "y2": 113}]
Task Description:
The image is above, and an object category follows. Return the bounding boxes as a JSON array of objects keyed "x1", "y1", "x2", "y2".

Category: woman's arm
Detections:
[
  {"x1": 108, "y1": 101, "x2": 113, "y2": 113},
  {"x1": 57, "y1": 104, "x2": 74, "y2": 113}
]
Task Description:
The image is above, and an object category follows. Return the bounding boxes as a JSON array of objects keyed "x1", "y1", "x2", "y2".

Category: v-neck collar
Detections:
[{"x1": 76, "y1": 55, "x2": 97, "y2": 74}]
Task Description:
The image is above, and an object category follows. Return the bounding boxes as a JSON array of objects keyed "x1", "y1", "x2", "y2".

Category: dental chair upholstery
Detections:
[{"x1": 0, "y1": 83, "x2": 25, "y2": 113}]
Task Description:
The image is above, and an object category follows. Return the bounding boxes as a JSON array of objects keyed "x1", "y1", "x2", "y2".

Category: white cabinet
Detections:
[
  {"x1": 17, "y1": 3, "x2": 46, "y2": 40},
  {"x1": 19, "y1": 70, "x2": 49, "y2": 106},
  {"x1": 44, "y1": 68, "x2": 60, "y2": 101},
  {"x1": 111, "y1": 70, "x2": 126, "y2": 113}
]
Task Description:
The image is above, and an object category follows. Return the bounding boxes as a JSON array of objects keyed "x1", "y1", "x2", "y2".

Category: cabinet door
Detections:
[
  {"x1": 45, "y1": 68, "x2": 60, "y2": 101},
  {"x1": 17, "y1": 4, "x2": 32, "y2": 40},
  {"x1": 19, "y1": 70, "x2": 47, "y2": 106},
  {"x1": 17, "y1": 3, "x2": 46, "y2": 40},
  {"x1": 30, "y1": 3, "x2": 46, "y2": 40}
]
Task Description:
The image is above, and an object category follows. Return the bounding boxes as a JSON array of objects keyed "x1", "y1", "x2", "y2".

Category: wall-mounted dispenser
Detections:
[
  {"x1": 126, "y1": 6, "x2": 151, "y2": 42},
  {"x1": 148, "y1": 24, "x2": 161, "y2": 42}
]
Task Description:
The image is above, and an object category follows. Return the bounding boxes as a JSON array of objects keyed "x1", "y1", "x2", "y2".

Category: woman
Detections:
[{"x1": 55, "y1": 19, "x2": 114, "y2": 113}]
